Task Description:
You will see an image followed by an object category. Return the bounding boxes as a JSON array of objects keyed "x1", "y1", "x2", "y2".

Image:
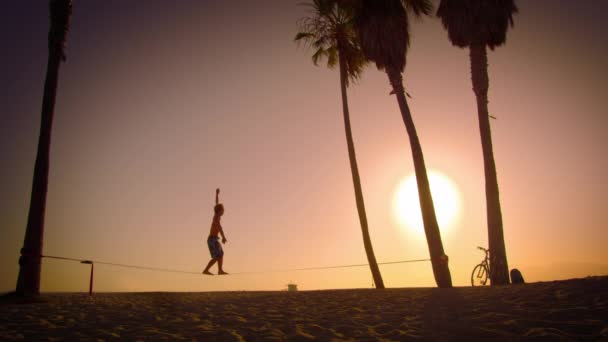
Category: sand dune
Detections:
[{"x1": 1, "y1": 276, "x2": 607, "y2": 340}]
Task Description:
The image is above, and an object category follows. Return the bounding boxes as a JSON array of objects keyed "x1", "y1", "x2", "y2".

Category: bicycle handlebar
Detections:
[{"x1": 477, "y1": 246, "x2": 489, "y2": 252}]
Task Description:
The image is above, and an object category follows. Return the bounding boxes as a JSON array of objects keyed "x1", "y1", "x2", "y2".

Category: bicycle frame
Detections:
[
  {"x1": 480, "y1": 248, "x2": 491, "y2": 275},
  {"x1": 471, "y1": 246, "x2": 491, "y2": 286}
]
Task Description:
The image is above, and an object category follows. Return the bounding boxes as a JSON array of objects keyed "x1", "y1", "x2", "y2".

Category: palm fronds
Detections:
[
  {"x1": 437, "y1": 0, "x2": 518, "y2": 49},
  {"x1": 402, "y1": 0, "x2": 433, "y2": 18},
  {"x1": 295, "y1": 0, "x2": 367, "y2": 85},
  {"x1": 351, "y1": 0, "x2": 432, "y2": 73}
]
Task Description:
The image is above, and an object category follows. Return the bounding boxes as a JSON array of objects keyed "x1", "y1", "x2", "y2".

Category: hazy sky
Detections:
[{"x1": 1, "y1": 0, "x2": 607, "y2": 292}]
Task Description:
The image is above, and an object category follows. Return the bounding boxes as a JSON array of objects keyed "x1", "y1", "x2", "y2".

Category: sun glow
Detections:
[{"x1": 393, "y1": 170, "x2": 461, "y2": 235}]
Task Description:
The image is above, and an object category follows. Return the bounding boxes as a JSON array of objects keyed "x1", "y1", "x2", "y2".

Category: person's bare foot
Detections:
[
  {"x1": 218, "y1": 271, "x2": 229, "y2": 275},
  {"x1": 202, "y1": 270, "x2": 214, "y2": 275}
]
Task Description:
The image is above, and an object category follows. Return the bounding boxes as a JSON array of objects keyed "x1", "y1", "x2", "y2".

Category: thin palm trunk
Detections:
[
  {"x1": 338, "y1": 48, "x2": 385, "y2": 289},
  {"x1": 387, "y1": 67, "x2": 452, "y2": 288},
  {"x1": 470, "y1": 44, "x2": 509, "y2": 285},
  {"x1": 16, "y1": 3, "x2": 67, "y2": 296}
]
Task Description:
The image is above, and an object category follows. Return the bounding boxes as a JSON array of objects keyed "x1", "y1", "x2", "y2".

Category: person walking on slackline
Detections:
[{"x1": 203, "y1": 188, "x2": 228, "y2": 275}]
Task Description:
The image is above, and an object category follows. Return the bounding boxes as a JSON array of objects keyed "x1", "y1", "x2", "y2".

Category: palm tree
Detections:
[
  {"x1": 16, "y1": 0, "x2": 72, "y2": 296},
  {"x1": 295, "y1": 0, "x2": 385, "y2": 289},
  {"x1": 437, "y1": 0, "x2": 517, "y2": 286},
  {"x1": 348, "y1": 0, "x2": 453, "y2": 288}
]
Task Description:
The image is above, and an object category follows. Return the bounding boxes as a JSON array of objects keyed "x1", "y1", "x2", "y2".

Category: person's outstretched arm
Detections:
[{"x1": 216, "y1": 188, "x2": 220, "y2": 205}]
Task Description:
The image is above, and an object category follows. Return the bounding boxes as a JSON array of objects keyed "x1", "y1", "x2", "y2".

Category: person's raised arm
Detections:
[{"x1": 216, "y1": 188, "x2": 220, "y2": 205}]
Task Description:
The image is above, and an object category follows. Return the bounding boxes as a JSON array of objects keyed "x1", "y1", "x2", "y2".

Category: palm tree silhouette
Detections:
[
  {"x1": 348, "y1": 0, "x2": 452, "y2": 288},
  {"x1": 16, "y1": 0, "x2": 72, "y2": 296},
  {"x1": 437, "y1": 0, "x2": 518, "y2": 286},
  {"x1": 295, "y1": 0, "x2": 385, "y2": 289}
]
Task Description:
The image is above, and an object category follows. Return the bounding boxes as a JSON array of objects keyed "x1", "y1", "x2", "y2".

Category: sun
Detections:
[{"x1": 393, "y1": 170, "x2": 461, "y2": 235}]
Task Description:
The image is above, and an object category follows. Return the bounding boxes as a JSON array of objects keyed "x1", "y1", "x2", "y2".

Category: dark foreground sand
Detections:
[{"x1": 1, "y1": 276, "x2": 607, "y2": 341}]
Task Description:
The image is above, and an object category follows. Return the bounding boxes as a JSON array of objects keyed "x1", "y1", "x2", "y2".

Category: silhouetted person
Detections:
[
  {"x1": 510, "y1": 268, "x2": 525, "y2": 284},
  {"x1": 203, "y1": 188, "x2": 228, "y2": 275}
]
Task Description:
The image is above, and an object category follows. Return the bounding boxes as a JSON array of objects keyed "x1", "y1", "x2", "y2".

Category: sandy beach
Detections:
[{"x1": 1, "y1": 276, "x2": 607, "y2": 340}]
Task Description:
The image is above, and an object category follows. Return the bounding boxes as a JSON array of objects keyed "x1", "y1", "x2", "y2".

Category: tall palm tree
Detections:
[
  {"x1": 437, "y1": 0, "x2": 517, "y2": 286},
  {"x1": 348, "y1": 0, "x2": 453, "y2": 288},
  {"x1": 16, "y1": 0, "x2": 72, "y2": 296},
  {"x1": 295, "y1": 0, "x2": 385, "y2": 289}
]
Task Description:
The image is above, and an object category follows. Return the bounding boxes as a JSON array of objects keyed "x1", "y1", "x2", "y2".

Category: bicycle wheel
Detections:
[{"x1": 471, "y1": 264, "x2": 489, "y2": 286}]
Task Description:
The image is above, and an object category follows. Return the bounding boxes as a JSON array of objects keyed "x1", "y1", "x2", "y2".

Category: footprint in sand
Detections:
[
  {"x1": 295, "y1": 323, "x2": 330, "y2": 339},
  {"x1": 367, "y1": 323, "x2": 395, "y2": 336},
  {"x1": 196, "y1": 320, "x2": 216, "y2": 332},
  {"x1": 264, "y1": 328, "x2": 287, "y2": 340},
  {"x1": 97, "y1": 328, "x2": 121, "y2": 338},
  {"x1": 144, "y1": 328, "x2": 186, "y2": 340},
  {"x1": 524, "y1": 327, "x2": 571, "y2": 339},
  {"x1": 234, "y1": 315, "x2": 248, "y2": 323},
  {"x1": 295, "y1": 324, "x2": 316, "y2": 340},
  {"x1": 227, "y1": 329, "x2": 246, "y2": 342},
  {"x1": 39, "y1": 319, "x2": 58, "y2": 329}
]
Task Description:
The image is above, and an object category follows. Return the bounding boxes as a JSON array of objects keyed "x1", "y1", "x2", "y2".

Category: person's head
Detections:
[{"x1": 214, "y1": 203, "x2": 224, "y2": 216}]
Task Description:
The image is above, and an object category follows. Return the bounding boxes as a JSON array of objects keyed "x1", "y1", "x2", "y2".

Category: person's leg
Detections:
[
  {"x1": 203, "y1": 258, "x2": 217, "y2": 275},
  {"x1": 218, "y1": 256, "x2": 228, "y2": 275}
]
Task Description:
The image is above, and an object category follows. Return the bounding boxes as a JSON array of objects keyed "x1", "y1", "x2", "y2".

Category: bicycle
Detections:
[{"x1": 471, "y1": 246, "x2": 490, "y2": 286}]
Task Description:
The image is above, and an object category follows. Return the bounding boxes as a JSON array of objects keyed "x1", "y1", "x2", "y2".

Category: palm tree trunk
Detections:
[
  {"x1": 15, "y1": 22, "x2": 65, "y2": 298},
  {"x1": 470, "y1": 44, "x2": 509, "y2": 285},
  {"x1": 387, "y1": 67, "x2": 453, "y2": 288},
  {"x1": 338, "y1": 51, "x2": 385, "y2": 289}
]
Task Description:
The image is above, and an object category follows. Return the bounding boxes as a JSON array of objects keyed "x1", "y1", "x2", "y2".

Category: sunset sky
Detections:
[{"x1": 1, "y1": 0, "x2": 607, "y2": 293}]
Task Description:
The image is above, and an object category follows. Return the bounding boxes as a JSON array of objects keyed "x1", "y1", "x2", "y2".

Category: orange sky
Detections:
[{"x1": 1, "y1": 0, "x2": 607, "y2": 292}]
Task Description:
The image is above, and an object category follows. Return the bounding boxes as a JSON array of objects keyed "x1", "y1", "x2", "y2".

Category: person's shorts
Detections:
[{"x1": 207, "y1": 236, "x2": 224, "y2": 259}]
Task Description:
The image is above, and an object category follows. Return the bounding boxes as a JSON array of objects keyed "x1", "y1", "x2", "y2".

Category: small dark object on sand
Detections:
[{"x1": 511, "y1": 268, "x2": 525, "y2": 284}]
